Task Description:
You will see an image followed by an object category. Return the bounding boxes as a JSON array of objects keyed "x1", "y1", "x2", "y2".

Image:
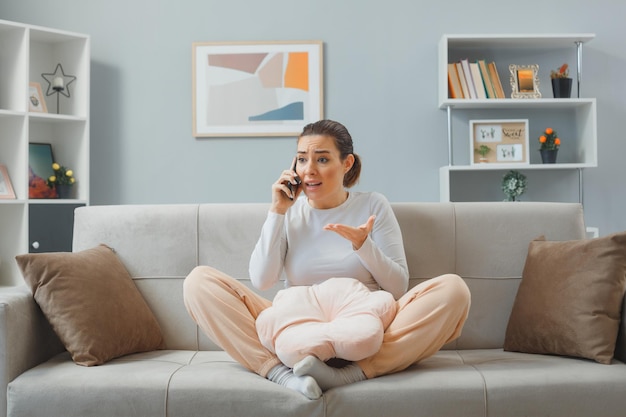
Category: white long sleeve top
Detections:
[{"x1": 249, "y1": 191, "x2": 409, "y2": 300}]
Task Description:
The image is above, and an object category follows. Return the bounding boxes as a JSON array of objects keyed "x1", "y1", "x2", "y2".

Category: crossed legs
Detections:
[
  {"x1": 184, "y1": 267, "x2": 470, "y2": 395},
  {"x1": 294, "y1": 274, "x2": 471, "y2": 388}
]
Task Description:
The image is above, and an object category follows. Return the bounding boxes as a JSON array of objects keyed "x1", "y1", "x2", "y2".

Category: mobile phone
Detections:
[{"x1": 286, "y1": 158, "x2": 301, "y2": 200}]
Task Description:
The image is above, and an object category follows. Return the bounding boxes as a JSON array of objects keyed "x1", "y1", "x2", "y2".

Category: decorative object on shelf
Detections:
[
  {"x1": 470, "y1": 119, "x2": 529, "y2": 165},
  {"x1": 538, "y1": 127, "x2": 561, "y2": 164},
  {"x1": 550, "y1": 63, "x2": 572, "y2": 98},
  {"x1": 0, "y1": 164, "x2": 16, "y2": 199},
  {"x1": 28, "y1": 143, "x2": 57, "y2": 199},
  {"x1": 509, "y1": 64, "x2": 541, "y2": 99},
  {"x1": 41, "y1": 63, "x2": 76, "y2": 114},
  {"x1": 28, "y1": 82, "x2": 48, "y2": 113},
  {"x1": 192, "y1": 41, "x2": 323, "y2": 137},
  {"x1": 474, "y1": 145, "x2": 492, "y2": 163},
  {"x1": 46, "y1": 163, "x2": 76, "y2": 199},
  {"x1": 501, "y1": 170, "x2": 527, "y2": 202}
]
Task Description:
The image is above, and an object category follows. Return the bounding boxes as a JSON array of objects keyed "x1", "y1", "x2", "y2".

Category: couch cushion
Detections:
[
  {"x1": 324, "y1": 351, "x2": 486, "y2": 417},
  {"x1": 8, "y1": 350, "x2": 325, "y2": 417},
  {"x1": 323, "y1": 349, "x2": 626, "y2": 417},
  {"x1": 457, "y1": 350, "x2": 626, "y2": 417},
  {"x1": 15, "y1": 244, "x2": 164, "y2": 366},
  {"x1": 446, "y1": 202, "x2": 586, "y2": 350},
  {"x1": 504, "y1": 232, "x2": 626, "y2": 364}
]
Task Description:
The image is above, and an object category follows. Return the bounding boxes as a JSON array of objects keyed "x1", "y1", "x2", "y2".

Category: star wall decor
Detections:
[{"x1": 41, "y1": 63, "x2": 76, "y2": 98}]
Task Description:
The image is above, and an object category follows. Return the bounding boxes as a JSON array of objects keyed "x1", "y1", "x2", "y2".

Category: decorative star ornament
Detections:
[{"x1": 42, "y1": 63, "x2": 76, "y2": 98}]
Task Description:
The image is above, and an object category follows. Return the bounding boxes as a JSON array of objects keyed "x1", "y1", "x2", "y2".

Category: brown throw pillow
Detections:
[
  {"x1": 16, "y1": 244, "x2": 164, "y2": 366},
  {"x1": 504, "y1": 232, "x2": 626, "y2": 364}
]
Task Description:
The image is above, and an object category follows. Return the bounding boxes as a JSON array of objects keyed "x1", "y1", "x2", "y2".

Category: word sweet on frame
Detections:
[
  {"x1": 509, "y1": 64, "x2": 541, "y2": 99},
  {"x1": 470, "y1": 119, "x2": 530, "y2": 166},
  {"x1": 192, "y1": 41, "x2": 323, "y2": 137}
]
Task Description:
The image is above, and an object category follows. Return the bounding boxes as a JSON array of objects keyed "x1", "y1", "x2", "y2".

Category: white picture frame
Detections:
[{"x1": 470, "y1": 119, "x2": 530, "y2": 166}]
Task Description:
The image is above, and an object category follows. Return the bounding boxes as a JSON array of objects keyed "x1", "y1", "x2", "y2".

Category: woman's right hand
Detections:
[{"x1": 270, "y1": 158, "x2": 301, "y2": 214}]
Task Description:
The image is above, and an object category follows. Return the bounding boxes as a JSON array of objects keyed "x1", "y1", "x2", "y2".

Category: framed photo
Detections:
[
  {"x1": 192, "y1": 41, "x2": 323, "y2": 137},
  {"x1": 509, "y1": 65, "x2": 541, "y2": 99},
  {"x1": 0, "y1": 165, "x2": 16, "y2": 199},
  {"x1": 28, "y1": 143, "x2": 57, "y2": 199},
  {"x1": 470, "y1": 119, "x2": 529, "y2": 165},
  {"x1": 28, "y1": 82, "x2": 48, "y2": 113}
]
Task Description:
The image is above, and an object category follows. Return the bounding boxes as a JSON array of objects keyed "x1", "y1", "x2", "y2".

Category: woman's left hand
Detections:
[{"x1": 323, "y1": 215, "x2": 376, "y2": 250}]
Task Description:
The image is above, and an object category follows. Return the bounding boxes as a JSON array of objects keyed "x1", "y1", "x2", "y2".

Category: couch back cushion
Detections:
[
  {"x1": 73, "y1": 202, "x2": 585, "y2": 352},
  {"x1": 396, "y1": 202, "x2": 585, "y2": 350}
]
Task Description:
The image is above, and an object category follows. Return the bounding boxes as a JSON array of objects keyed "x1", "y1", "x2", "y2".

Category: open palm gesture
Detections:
[{"x1": 323, "y1": 215, "x2": 376, "y2": 250}]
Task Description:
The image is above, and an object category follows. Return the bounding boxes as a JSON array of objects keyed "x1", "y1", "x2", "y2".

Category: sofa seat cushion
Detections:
[
  {"x1": 9, "y1": 349, "x2": 626, "y2": 417},
  {"x1": 454, "y1": 350, "x2": 626, "y2": 417},
  {"x1": 324, "y1": 350, "x2": 626, "y2": 417},
  {"x1": 7, "y1": 350, "x2": 324, "y2": 417}
]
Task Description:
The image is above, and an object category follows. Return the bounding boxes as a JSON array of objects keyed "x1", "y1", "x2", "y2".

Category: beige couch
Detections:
[{"x1": 1, "y1": 202, "x2": 625, "y2": 417}]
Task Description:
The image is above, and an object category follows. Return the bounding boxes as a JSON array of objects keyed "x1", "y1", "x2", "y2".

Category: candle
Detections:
[{"x1": 53, "y1": 77, "x2": 64, "y2": 89}]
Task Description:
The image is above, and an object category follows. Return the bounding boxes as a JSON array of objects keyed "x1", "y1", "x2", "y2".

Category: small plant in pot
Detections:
[
  {"x1": 550, "y1": 63, "x2": 572, "y2": 98},
  {"x1": 501, "y1": 170, "x2": 527, "y2": 202},
  {"x1": 538, "y1": 128, "x2": 561, "y2": 164},
  {"x1": 474, "y1": 145, "x2": 492, "y2": 163},
  {"x1": 46, "y1": 163, "x2": 76, "y2": 198}
]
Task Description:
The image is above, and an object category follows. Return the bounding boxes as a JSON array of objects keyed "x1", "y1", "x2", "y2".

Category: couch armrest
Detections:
[
  {"x1": 616, "y1": 293, "x2": 626, "y2": 363},
  {"x1": 0, "y1": 286, "x2": 63, "y2": 417}
]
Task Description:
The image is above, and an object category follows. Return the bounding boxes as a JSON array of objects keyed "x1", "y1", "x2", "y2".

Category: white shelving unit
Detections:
[
  {"x1": 0, "y1": 20, "x2": 90, "y2": 286},
  {"x1": 438, "y1": 33, "x2": 596, "y2": 203}
]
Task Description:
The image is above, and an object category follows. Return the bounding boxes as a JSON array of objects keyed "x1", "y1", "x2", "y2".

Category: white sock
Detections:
[
  {"x1": 293, "y1": 356, "x2": 366, "y2": 391},
  {"x1": 267, "y1": 364, "x2": 322, "y2": 400}
]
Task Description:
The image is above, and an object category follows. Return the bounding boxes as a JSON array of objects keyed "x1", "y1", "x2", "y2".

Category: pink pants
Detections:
[{"x1": 183, "y1": 266, "x2": 470, "y2": 379}]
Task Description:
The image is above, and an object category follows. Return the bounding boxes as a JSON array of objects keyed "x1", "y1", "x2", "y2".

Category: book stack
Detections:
[{"x1": 448, "y1": 59, "x2": 505, "y2": 99}]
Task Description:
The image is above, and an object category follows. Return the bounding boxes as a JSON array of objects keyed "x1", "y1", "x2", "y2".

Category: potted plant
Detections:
[
  {"x1": 474, "y1": 145, "x2": 492, "y2": 163},
  {"x1": 501, "y1": 170, "x2": 527, "y2": 202},
  {"x1": 46, "y1": 162, "x2": 76, "y2": 199},
  {"x1": 538, "y1": 127, "x2": 561, "y2": 164},
  {"x1": 550, "y1": 63, "x2": 572, "y2": 98}
]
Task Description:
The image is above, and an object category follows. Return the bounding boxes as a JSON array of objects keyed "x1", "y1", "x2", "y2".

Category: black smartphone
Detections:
[{"x1": 286, "y1": 158, "x2": 301, "y2": 200}]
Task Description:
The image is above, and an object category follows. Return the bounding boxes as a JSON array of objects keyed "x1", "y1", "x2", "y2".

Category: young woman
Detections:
[{"x1": 184, "y1": 120, "x2": 470, "y2": 400}]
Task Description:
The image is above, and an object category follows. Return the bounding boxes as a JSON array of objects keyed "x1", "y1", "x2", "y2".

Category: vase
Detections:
[
  {"x1": 56, "y1": 184, "x2": 75, "y2": 199},
  {"x1": 551, "y1": 78, "x2": 572, "y2": 98},
  {"x1": 540, "y1": 149, "x2": 559, "y2": 164}
]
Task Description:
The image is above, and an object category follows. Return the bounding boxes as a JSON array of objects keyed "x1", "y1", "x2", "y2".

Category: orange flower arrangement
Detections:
[
  {"x1": 539, "y1": 127, "x2": 561, "y2": 151},
  {"x1": 550, "y1": 63, "x2": 570, "y2": 79}
]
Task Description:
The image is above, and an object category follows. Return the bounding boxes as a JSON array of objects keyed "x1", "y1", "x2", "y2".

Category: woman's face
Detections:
[{"x1": 296, "y1": 134, "x2": 354, "y2": 209}]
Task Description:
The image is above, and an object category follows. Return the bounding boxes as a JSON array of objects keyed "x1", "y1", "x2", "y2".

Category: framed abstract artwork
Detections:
[
  {"x1": 28, "y1": 143, "x2": 57, "y2": 199},
  {"x1": 192, "y1": 41, "x2": 323, "y2": 137}
]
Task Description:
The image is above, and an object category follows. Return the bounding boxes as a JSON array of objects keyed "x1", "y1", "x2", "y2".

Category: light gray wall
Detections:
[{"x1": 1, "y1": 0, "x2": 625, "y2": 235}]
